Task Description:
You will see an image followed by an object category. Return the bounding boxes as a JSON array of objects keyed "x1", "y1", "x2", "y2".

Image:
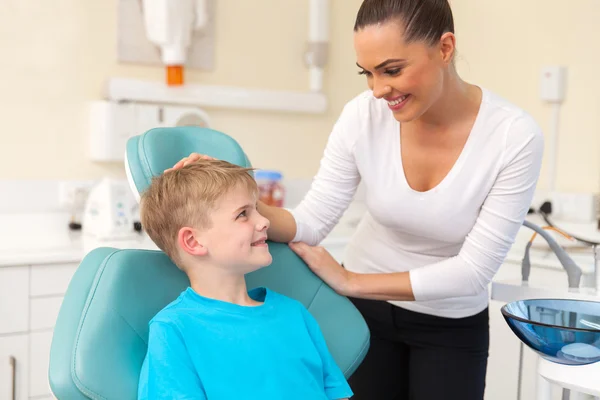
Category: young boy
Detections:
[{"x1": 137, "y1": 159, "x2": 352, "y2": 400}]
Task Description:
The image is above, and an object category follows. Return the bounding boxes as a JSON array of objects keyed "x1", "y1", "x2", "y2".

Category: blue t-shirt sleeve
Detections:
[
  {"x1": 138, "y1": 321, "x2": 206, "y2": 400},
  {"x1": 300, "y1": 306, "x2": 353, "y2": 400}
]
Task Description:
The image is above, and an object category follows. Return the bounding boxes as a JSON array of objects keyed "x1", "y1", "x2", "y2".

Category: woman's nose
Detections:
[{"x1": 372, "y1": 79, "x2": 391, "y2": 99}]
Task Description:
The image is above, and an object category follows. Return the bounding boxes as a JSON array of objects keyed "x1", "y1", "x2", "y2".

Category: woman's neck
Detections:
[{"x1": 414, "y1": 67, "x2": 481, "y2": 131}]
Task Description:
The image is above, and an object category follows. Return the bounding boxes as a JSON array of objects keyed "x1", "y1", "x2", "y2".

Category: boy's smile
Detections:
[{"x1": 251, "y1": 237, "x2": 268, "y2": 247}]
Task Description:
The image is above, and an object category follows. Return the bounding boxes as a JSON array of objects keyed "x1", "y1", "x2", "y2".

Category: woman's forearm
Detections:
[
  {"x1": 347, "y1": 271, "x2": 415, "y2": 301},
  {"x1": 257, "y1": 201, "x2": 297, "y2": 243}
]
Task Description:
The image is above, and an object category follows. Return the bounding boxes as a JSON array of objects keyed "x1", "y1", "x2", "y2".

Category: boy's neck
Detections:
[{"x1": 187, "y1": 265, "x2": 262, "y2": 306}]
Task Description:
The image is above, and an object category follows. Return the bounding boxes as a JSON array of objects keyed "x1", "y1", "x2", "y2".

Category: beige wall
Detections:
[
  {"x1": 452, "y1": 0, "x2": 600, "y2": 192},
  {"x1": 1, "y1": 0, "x2": 598, "y2": 191},
  {"x1": 0, "y1": 0, "x2": 365, "y2": 180}
]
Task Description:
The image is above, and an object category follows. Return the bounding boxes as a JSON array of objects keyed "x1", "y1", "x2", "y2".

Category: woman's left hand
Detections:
[{"x1": 288, "y1": 242, "x2": 355, "y2": 296}]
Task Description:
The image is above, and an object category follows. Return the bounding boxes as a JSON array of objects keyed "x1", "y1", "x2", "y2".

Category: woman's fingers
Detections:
[
  {"x1": 165, "y1": 153, "x2": 214, "y2": 172},
  {"x1": 289, "y1": 242, "x2": 313, "y2": 263}
]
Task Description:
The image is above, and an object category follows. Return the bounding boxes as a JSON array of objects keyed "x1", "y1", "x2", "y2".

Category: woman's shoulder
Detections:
[
  {"x1": 481, "y1": 88, "x2": 542, "y2": 131},
  {"x1": 479, "y1": 88, "x2": 544, "y2": 164},
  {"x1": 480, "y1": 87, "x2": 544, "y2": 143}
]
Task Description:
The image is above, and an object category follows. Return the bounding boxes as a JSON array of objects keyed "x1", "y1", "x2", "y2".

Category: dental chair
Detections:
[{"x1": 48, "y1": 126, "x2": 370, "y2": 400}]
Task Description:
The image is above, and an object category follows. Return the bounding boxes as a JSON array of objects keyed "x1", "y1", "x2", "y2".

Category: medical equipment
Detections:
[
  {"x1": 48, "y1": 126, "x2": 370, "y2": 399},
  {"x1": 141, "y1": 0, "x2": 208, "y2": 85},
  {"x1": 539, "y1": 65, "x2": 567, "y2": 196},
  {"x1": 521, "y1": 219, "x2": 582, "y2": 288},
  {"x1": 503, "y1": 298, "x2": 600, "y2": 399},
  {"x1": 108, "y1": 0, "x2": 330, "y2": 113},
  {"x1": 81, "y1": 178, "x2": 139, "y2": 240},
  {"x1": 502, "y1": 299, "x2": 600, "y2": 365},
  {"x1": 306, "y1": 0, "x2": 330, "y2": 92},
  {"x1": 89, "y1": 102, "x2": 211, "y2": 161},
  {"x1": 501, "y1": 219, "x2": 600, "y2": 399}
]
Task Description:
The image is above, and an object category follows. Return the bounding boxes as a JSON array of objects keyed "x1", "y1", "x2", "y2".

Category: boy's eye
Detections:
[{"x1": 237, "y1": 210, "x2": 247, "y2": 219}]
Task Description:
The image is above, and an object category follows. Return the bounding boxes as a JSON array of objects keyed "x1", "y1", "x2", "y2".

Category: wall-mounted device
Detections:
[{"x1": 89, "y1": 101, "x2": 210, "y2": 161}]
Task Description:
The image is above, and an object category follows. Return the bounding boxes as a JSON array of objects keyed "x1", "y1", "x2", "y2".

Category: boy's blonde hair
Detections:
[{"x1": 140, "y1": 159, "x2": 257, "y2": 269}]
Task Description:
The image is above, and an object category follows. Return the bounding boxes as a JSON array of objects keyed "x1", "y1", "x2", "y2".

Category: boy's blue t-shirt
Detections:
[{"x1": 138, "y1": 287, "x2": 353, "y2": 400}]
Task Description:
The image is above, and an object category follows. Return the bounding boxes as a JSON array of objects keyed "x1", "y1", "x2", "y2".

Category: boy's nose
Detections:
[{"x1": 257, "y1": 216, "x2": 270, "y2": 231}]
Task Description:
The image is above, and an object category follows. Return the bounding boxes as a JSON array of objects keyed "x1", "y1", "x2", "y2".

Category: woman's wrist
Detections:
[
  {"x1": 257, "y1": 201, "x2": 297, "y2": 242},
  {"x1": 341, "y1": 271, "x2": 416, "y2": 301},
  {"x1": 341, "y1": 271, "x2": 361, "y2": 297}
]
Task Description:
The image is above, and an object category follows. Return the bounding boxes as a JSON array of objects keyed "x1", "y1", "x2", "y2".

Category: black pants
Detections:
[{"x1": 348, "y1": 297, "x2": 489, "y2": 400}]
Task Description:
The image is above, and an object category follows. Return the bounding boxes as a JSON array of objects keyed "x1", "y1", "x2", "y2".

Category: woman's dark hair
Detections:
[{"x1": 354, "y1": 0, "x2": 454, "y2": 46}]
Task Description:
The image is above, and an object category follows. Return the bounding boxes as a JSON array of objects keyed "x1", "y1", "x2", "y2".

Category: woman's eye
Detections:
[
  {"x1": 358, "y1": 70, "x2": 371, "y2": 76},
  {"x1": 385, "y1": 68, "x2": 402, "y2": 76}
]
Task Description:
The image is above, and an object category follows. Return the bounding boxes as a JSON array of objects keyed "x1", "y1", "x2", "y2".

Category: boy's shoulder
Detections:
[
  {"x1": 266, "y1": 288, "x2": 309, "y2": 313},
  {"x1": 148, "y1": 288, "x2": 198, "y2": 327},
  {"x1": 266, "y1": 289, "x2": 317, "y2": 329}
]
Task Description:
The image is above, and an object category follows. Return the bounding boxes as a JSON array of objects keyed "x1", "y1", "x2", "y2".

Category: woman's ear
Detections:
[
  {"x1": 439, "y1": 32, "x2": 456, "y2": 65},
  {"x1": 177, "y1": 226, "x2": 208, "y2": 256}
]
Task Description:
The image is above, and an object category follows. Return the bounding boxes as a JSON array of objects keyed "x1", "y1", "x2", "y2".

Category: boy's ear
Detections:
[{"x1": 177, "y1": 226, "x2": 208, "y2": 256}]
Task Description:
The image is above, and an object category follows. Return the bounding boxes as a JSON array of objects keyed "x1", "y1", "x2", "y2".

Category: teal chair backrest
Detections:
[{"x1": 48, "y1": 126, "x2": 370, "y2": 399}]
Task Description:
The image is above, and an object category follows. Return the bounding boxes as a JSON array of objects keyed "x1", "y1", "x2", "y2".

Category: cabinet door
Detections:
[
  {"x1": 486, "y1": 262, "x2": 522, "y2": 400},
  {"x1": 0, "y1": 268, "x2": 29, "y2": 335},
  {"x1": 30, "y1": 263, "x2": 78, "y2": 297},
  {"x1": 516, "y1": 265, "x2": 566, "y2": 400},
  {"x1": 0, "y1": 334, "x2": 28, "y2": 400},
  {"x1": 487, "y1": 262, "x2": 565, "y2": 400},
  {"x1": 29, "y1": 331, "x2": 53, "y2": 398},
  {"x1": 30, "y1": 297, "x2": 64, "y2": 331}
]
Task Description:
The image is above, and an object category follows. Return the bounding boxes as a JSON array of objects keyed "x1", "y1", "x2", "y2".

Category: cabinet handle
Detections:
[{"x1": 9, "y1": 356, "x2": 16, "y2": 400}]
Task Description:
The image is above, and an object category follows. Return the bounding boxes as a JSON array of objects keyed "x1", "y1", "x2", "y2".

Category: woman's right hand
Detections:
[{"x1": 164, "y1": 153, "x2": 216, "y2": 172}]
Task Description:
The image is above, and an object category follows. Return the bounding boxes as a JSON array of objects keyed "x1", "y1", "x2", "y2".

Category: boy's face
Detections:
[{"x1": 197, "y1": 183, "x2": 272, "y2": 273}]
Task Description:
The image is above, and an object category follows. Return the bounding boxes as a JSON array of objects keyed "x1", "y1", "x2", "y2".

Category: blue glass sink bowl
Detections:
[{"x1": 501, "y1": 299, "x2": 600, "y2": 365}]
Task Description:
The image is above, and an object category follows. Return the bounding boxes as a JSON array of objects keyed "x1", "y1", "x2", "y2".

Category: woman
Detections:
[{"x1": 171, "y1": 0, "x2": 544, "y2": 398}]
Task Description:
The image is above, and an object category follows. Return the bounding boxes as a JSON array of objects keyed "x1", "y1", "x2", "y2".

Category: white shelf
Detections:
[
  {"x1": 105, "y1": 77, "x2": 328, "y2": 114},
  {"x1": 491, "y1": 280, "x2": 599, "y2": 303}
]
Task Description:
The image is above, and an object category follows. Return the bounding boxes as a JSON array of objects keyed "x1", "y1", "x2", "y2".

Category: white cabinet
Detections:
[
  {"x1": 486, "y1": 262, "x2": 523, "y2": 400},
  {"x1": 486, "y1": 260, "x2": 570, "y2": 400},
  {"x1": 0, "y1": 334, "x2": 28, "y2": 400},
  {"x1": 27, "y1": 263, "x2": 77, "y2": 399},
  {"x1": 0, "y1": 262, "x2": 77, "y2": 400},
  {"x1": 30, "y1": 264, "x2": 78, "y2": 297},
  {"x1": 29, "y1": 332, "x2": 53, "y2": 398},
  {"x1": 0, "y1": 268, "x2": 29, "y2": 335},
  {"x1": 30, "y1": 298, "x2": 63, "y2": 332}
]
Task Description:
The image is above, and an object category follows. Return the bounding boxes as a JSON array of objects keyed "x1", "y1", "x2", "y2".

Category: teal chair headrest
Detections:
[
  {"x1": 49, "y1": 126, "x2": 370, "y2": 400},
  {"x1": 125, "y1": 126, "x2": 252, "y2": 201}
]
